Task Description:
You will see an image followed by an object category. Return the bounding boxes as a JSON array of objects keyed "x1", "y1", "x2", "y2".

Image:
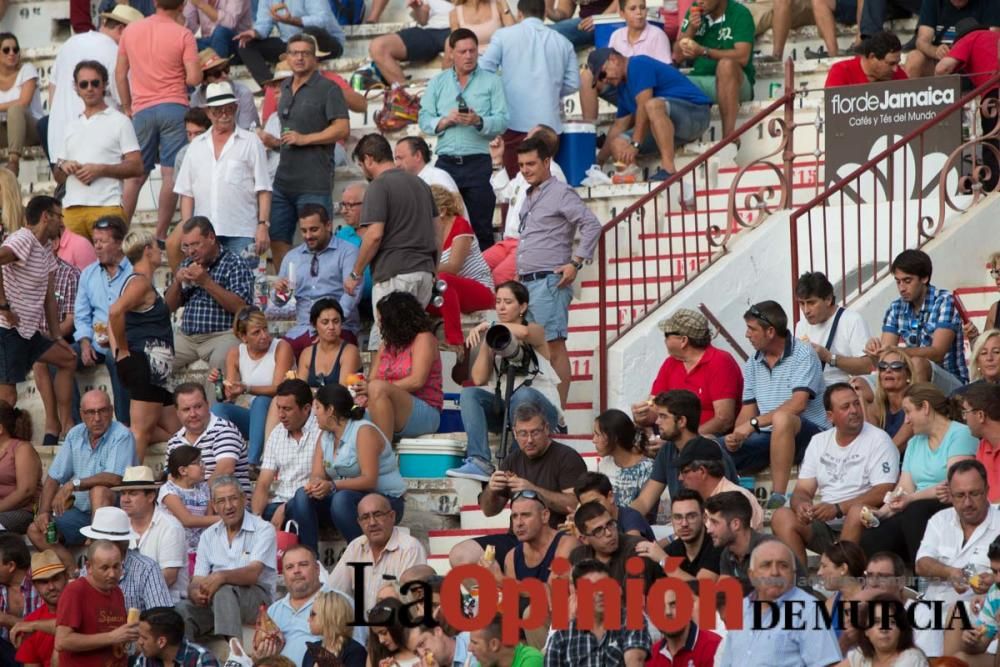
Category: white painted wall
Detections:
[{"x1": 605, "y1": 192, "x2": 998, "y2": 412}]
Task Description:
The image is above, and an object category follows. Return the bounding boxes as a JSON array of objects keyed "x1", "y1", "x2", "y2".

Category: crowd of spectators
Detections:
[{"x1": 0, "y1": 0, "x2": 997, "y2": 664}]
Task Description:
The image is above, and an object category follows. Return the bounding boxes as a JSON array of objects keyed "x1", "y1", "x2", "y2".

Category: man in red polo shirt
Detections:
[
  {"x1": 12, "y1": 551, "x2": 68, "y2": 667},
  {"x1": 646, "y1": 587, "x2": 722, "y2": 666},
  {"x1": 936, "y1": 18, "x2": 1000, "y2": 191},
  {"x1": 631, "y1": 308, "x2": 743, "y2": 436},
  {"x1": 961, "y1": 382, "x2": 1000, "y2": 503},
  {"x1": 825, "y1": 31, "x2": 908, "y2": 87}
]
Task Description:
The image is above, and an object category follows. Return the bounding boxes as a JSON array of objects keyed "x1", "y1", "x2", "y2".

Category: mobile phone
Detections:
[{"x1": 457, "y1": 96, "x2": 469, "y2": 114}]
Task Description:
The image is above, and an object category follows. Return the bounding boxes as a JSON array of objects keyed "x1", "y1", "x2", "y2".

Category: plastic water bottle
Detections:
[{"x1": 254, "y1": 255, "x2": 269, "y2": 309}]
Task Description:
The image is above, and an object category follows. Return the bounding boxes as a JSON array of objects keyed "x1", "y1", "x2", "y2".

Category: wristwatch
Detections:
[
  {"x1": 72, "y1": 478, "x2": 81, "y2": 489},
  {"x1": 349, "y1": 271, "x2": 361, "y2": 281},
  {"x1": 257, "y1": 220, "x2": 270, "y2": 228},
  {"x1": 750, "y1": 417, "x2": 761, "y2": 433},
  {"x1": 829, "y1": 353, "x2": 838, "y2": 368},
  {"x1": 571, "y1": 260, "x2": 583, "y2": 271},
  {"x1": 630, "y1": 140, "x2": 641, "y2": 149},
  {"x1": 0, "y1": 303, "x2": 10, "y2": 311}
]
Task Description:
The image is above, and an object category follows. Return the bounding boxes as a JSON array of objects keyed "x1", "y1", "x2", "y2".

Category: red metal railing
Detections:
[
  {"x1": 788, "y1": 73, "x2": 1000, "y2": 323},
  {"x1": 596, "y1": 60, "x2": 802, "y2": 411}
]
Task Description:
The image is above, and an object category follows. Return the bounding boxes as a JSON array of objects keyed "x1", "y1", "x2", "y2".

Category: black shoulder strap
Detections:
[{"x1": 821, "y1": 307, "x2": 845, "y2": 369}]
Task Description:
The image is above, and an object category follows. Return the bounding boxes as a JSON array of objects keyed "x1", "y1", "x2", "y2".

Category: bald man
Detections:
[
  {"x1": 332, "y1": 182, "x2": 372, "y2": 320},
  {"x1": 328, "y1": 494, "x2": 428, "y2": 613},
  {"x1": 27, "y1": 389, "x2": 136, "y2": 572}
]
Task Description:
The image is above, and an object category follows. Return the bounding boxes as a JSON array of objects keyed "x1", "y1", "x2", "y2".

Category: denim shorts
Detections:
[
  {"x1": 133, "y1": 103, "x2": 188, "y2": 171},
  {"x1": 54, "y1": 506, "x2": 92, "y2": 546},
  {"x1": 626, "y1": 98, "x2": 712, "y2": 153},
  {"x1": 526, "y1": 273, "x2": 573, "y2": 341},
  {"x1": 727, "y1": 417, "x2": 825, "y2": 474},
  {"x1": 0, "y1": 328, "x2": 54, "y2": 384},
  {"x1": 270, "y1": 189, "x2": 333, "y2": 244},
  {"x1": 398, "y1": 396, "x2": 441, "y2": 438}
]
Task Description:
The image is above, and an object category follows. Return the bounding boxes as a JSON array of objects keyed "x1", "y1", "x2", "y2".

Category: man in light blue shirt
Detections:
[
  {"x1": 73, "y1": 215, "x2": 133, "y2": 425},
  {"x1": 235, "y1": 0, "x2": 344, "y2": 85},
  {"x1": 178, "y1": 476, "x2": 277, "y2": 640},
  {"x1": 275, "y1": 203, "x2": 361, "y2": 354},
  {"x1": 720, "y1": 539, "x2": 842, "y2": 667},
  {"x1": 25, "y1": 389, "x2": 135, "y2": 571},
  {"x1": 480, "y1": 0, "x2": 580, "y2": 175},
  {"x1": 419, "y1": 28, "x2": 508, "y2": 251}
]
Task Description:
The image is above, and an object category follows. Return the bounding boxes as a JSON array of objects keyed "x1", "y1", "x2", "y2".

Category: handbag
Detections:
[
  {"x1": 374, "y1": 84, "x2": 420, "y2": 133},
  {"x1": 276, "y1": 519, "x2": 299, "y2": 574}
]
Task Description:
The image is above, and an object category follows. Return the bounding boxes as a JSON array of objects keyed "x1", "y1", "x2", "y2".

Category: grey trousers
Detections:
[{"x1": 176, "y1": 584, "x2": 271, "y2": 639}]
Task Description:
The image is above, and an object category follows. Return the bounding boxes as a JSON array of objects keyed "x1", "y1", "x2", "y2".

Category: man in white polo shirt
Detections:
[
  {"x1": 794, "y1": 271, "x2": 874, "y2": 385},
  {"x1": 173, "y1": 80, "x2": 272, "y2": 264},
  {"x1": 916, "y1": 459, "x2": 1000, "y2": 657},
  {"x1": 46, "y1": 5, "x2": 141, "y2": 164},
  {"x1": 115, "y1": 466, "x2": 188, "y2": 602},
  {"x1": 54, "y1": 60, "x2": 143, "y2": 240}
]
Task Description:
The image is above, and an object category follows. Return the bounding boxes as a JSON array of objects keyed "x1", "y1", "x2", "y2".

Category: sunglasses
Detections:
[
  {"x1": 77, "y1": 79, "x2": 102, "y2": 90},
  {"x1": 94, "y1": 218, "x2": 117, "y2": 230},
  {"x1": 1, "y1": 46, "x2": 18, "y2": 55},
  {"x1": 878, "y1": 361, "x2": 906, "y2": 371},
  {"x1": 748, "y1": 305, "x2": 774, "y2": 329},
  {"x1": 511, "y1": 489, "x2": 544, "y2": 504},
  {"x1": 237, "y1": 306, "x2": 262, "y2": 322}
]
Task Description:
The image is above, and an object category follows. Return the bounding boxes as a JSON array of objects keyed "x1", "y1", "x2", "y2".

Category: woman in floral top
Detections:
[{"x1": 594, "y1": 409, "x2": 653, "y2": 505}]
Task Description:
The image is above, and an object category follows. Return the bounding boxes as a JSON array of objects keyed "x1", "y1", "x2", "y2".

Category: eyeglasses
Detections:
[
  {"x1": 514, "y1": 427, "x2": 547, "y2": 439},
  {"x1": 81, "y1": 407, "x2": 112, "y2": 417},
  {"x1": 208, "y1": 105, "x2": 236, "y2": 116},
  {"x1": 747, "y1": 305, "x2": 774, "y2": 329},
  {"x1": 952, "y1": 490, "x2": 986, "y2": 503},
  {"x1": 311, "y1": 253, "x2": 320, "y2": 277},
  {"x1": 1, "y1": 46, "x2": 19, "y2": 55},
  {"x1": 671, "y1": 512, "x2": 701, "y2": 524},
  {"x1": 77, "y1": 79, "x2": 102, "y2": 90},
  {"x1": 340, "y1": 201, "x2": 363, "y2": 210},
  {"x1": 962, "y1": 406, "x2": 983, "y2": 417},
  {"x1": 237, "y1": 306, "x2": 262, "y2": 322},
  {"x1": 586, "y1": 518, "x2": 618, "y2": 537},
  {"x1": 877, "y1": 361, "x2": 906, "y2": 371},
  {"x1": 597, "y1": 68, "x2": 608, "y2": 82},
  {"x1": 358, "y1": 510, "x2": 392, "y2": 523},
  {"x1": 287, "y1": 49, "x2": 315, "y2": 58}
]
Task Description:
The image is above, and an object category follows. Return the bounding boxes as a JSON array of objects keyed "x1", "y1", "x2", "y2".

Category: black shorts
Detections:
[
  {"x1": 0, "y1": 328, "x2": 53, "y2": 383},
  {"x1": 398, "y1": 27, "x2": 449, "y2": 63},
  {"x1": 116, "y1": 351, "x2": 174, "y2": 406}
]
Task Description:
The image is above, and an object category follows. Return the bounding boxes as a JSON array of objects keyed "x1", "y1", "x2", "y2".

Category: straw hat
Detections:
[
  {"x1": 263, "y1": 60, "x2": 294, "y2": 86},
  {"x1": 111, "y1": 466, "x2": 162, "y2": 492},
  {"x1": 199, "y1": 47, "x2": 233, "y2": 72},
  {"x1": 80, "y1": 506, "x2": 139, "y2": 542},
  {"x1": 30, "y1": 550, "x2": 66, "y2": 581},
  {"x1": 99, "y1": 4, "x2": 144, "y2": 24}
]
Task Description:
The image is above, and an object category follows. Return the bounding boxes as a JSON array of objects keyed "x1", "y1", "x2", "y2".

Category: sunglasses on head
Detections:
[
  {"x1": 1, "y1": 46, "x2": 18, "y2": 55},
  {"x1": 237, "y1": 306, "x2": 262, "y2": 322},
  {"x1": 511, "y1": 489, "x2": 544, "y2": 504},
  {"x1": 94, "y1": 218, "x2": 116, "y2": 230},
  {"x1": 878, "y1": 360, "x2": 906, "y2": 371},
  {"x1": 748, "y1": 305, "x2": 774, "y2": 329},
  {"x1": 77, "y1": 79, "x2": 102, "y2": 90}
]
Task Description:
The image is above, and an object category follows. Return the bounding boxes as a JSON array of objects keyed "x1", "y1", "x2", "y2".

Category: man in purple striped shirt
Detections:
[{"x1": 514, "y1": 136, "x2": 601, "y2": 406}]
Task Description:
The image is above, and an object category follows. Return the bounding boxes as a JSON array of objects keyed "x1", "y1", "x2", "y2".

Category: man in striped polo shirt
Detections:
[
  {"x1": 724, "y1": 300, "x2": 829, "y2": 511},
  {"x1": 0, "y1": 195, "x2": 78, "y2": 427},
  {"x1": 167, "y1": 382, "x2": 251, "y2": 496}
]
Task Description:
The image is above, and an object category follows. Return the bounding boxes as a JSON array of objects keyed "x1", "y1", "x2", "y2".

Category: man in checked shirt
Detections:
[
  {"x1": 514, "y1": 135, "x2": 601, "y2": 407},
  {"x1": 543, "y1": 559, "x2": 651, "y2": 666}
]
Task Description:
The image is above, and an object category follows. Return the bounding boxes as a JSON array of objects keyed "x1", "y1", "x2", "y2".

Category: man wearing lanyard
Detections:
[{"x1": 514, "y1": 135, "x2": 601, "y2": 407}]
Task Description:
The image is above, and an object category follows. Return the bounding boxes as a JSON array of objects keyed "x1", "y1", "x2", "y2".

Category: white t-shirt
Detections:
[
  {"x1": 915, "y1": 504, "x2": 1000, "y2": 656},
  {"x1": 132, "y1": 509, "x2": 189, "y2": 602},
  {"x1": 847, "y1": 647, "x2": 928, "y2": 667},
  {"x1": 798, "y1": 422, "x2": 899, "y2": 526},
  {"x1": 424, "y1": 0, "x2": 454, "y2": 29},
  {"x1": 493, "y1": 161, "x2": 567, "y2": 240},
  {"x1": 173, "y1": 128, "x2": 272, "y2": 239},
  {"x1": 47, "y1": 31, "x2": 121, "y2": 159},
  {"x1": 58, "y1": 107, "x2": 141, "y2": 207},
  {"x1": 0, "y1": 63, "x2": 44, "y2": 122},
  {"x1": 794, "y1": 307, "x2": 872, "y2": 385},
  {"x1": 420, "y1": 162, "x2": 468, "y2": 216}
]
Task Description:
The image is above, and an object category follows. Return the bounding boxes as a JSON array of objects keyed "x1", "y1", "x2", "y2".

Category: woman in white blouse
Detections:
[{"x1": 0, "y1": 33, "x2": 43, "y2": 175}]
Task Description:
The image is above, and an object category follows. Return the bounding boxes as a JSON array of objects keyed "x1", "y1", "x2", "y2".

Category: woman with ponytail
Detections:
[
  {"x1": 0, "y1": 400, "x2": 37, "y2": 533},
  {"x1": 855, "y1": 382, "x2": 977, "y2": 562},
  {"x1": 593, "y1": 409, "x2": 653, "y2": 506},
  {"x1": 290, "y1": 384, "x2": 406, "y2": 545}
]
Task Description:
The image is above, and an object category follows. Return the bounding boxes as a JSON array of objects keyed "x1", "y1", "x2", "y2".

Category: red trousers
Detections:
[{"x1": 427, "y1": 273, "x2": 495, "y2": 344}]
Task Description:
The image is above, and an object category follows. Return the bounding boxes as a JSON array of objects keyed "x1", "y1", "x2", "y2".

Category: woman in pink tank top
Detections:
[
  {"x1": 0, "y1": 401, "x2": 41, "y2": 534},
  {"x1": 444, "y1": 0, "x2": 515, "y2": 63},
  {"x1": 353, "y1": 292, "x2": 443, "y2": 440}
]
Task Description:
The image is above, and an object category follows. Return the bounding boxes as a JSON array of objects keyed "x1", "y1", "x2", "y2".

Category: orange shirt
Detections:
[
  {"x1": 977, "y1": 439, "x2": 1000, "y2": 503},
  {"x1": 118, "y1": 14, "x2": 199, "y2": 113}
]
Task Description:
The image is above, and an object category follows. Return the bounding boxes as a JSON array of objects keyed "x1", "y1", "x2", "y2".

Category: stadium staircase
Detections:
[{"x1": 5, "y1": 0, "x2": 973, "y2": 576}]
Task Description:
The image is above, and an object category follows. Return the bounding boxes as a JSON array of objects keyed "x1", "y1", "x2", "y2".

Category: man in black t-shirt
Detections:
[
  {"x1": 635, "y1": 489, "x2": 721, "y2": 585},
  {"x1": 569, "y1": 501, "x2": 662, "y2": 594},
  {"x1": 573, "y1": 472, "x2": 654, "y2": 541},
  {"x1": 904, "y1": 0, "x2": 1000, "y2": 77}
]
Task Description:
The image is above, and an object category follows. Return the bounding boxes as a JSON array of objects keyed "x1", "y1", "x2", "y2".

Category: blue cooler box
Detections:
[
  {"x1": 556, "y1": 122, "x2": 596, "y2": 187},
  {"x1": 398, "y1": 438, "x2": 465, "y2": 478}
]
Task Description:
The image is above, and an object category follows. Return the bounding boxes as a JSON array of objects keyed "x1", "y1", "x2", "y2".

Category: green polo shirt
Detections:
[
  {"x1": 511, "y1": 643, "x2": 543, "y2": 667},
  {"x1": 680, "y1": 0, "x2": 756, "y2": 85}
]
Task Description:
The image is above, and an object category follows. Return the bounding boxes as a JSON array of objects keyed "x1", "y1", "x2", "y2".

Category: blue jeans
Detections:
[
  {"x1": 71, "y1": 341, "x2": 130, "y2": 426},
  {"x1": 197, "y1": 26, "x2": 237, "y2": 58},
  {"x1": 398, "y1": 396, "x2": 441, "y2": 438},
  {"x1": 270, "y1": 189, "x2": 333, "y2": 244},
  {"x1": 286, "y1": 487, "x2": 406, "y2": 548},
  {"x1": 459, "y1": 385, "x2": 561, "y2": 466},
  {"x1": 211, "y1": 396, "x2": 272, "y2": 465},
  {"x1": 550, "y1": 18, "x2": 594, "y2": 48},
  {"x1": 54, "y1": 506, "x2": 92, "y2": 546}
]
